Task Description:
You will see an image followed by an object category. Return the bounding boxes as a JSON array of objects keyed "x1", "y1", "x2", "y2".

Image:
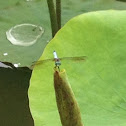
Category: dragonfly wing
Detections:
[
  {"x1": 32, "y1": 58, "x2": 54, "y2": 66},
  {"x1": 32, "y1": 56, "x2": 87, "y2": 67},
  {"x1": 59, "y1": 56, "x2": 87, "y2": 61}
]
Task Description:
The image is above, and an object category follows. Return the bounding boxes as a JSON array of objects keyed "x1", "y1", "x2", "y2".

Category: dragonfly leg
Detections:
[
  {"x1": 54, "y1": 65, "x2": 60, "y2": 72},
  {"x1": 58, "y1": 66, "x2": 60, "y2": 72}
]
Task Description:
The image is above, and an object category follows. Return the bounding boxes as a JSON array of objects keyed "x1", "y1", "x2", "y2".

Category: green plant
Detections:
[
  {"x1": 29, "y1": 10, "x2": 126, "y2": 126},
  {"x1": 47, "y1": 0, "x2": 61, "y2": 37},
  {"x1": 54, "y1": 69, "x2": 83, "y2": 126}
]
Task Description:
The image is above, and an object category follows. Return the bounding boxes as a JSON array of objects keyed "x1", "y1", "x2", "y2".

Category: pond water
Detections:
[
  {"x1": 6, "y1": 23, "x2": 44, "y2": 46},
  {"x1": 0, "y1": 66, "x2": 33, "y2": 126}
]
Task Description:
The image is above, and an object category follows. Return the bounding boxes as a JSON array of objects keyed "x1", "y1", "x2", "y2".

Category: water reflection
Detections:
[
  {"x1": 0, "y1": 65, "x2": 33, "y2": 126},
  {"x1": 0, "y1": 62, "x2": 12, "y2": 69},
  {"x1": 6, "y1": 23, "x2": 44, "y2": 46}
]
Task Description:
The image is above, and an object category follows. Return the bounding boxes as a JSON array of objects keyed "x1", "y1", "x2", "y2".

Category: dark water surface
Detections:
[{"x1": 0, "y1": 67, "x2": 34, "y2": 126}]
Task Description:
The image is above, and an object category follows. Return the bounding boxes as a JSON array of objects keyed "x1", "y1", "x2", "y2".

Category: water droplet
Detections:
[
  {"x1": 26, "y1": 0, "x2": 33, "y2": 2},
  {"x1": 14, "y1": 63, "x2": 21, "y2": 68},
  {"x1": 6, "y1": 24, "x2": 44, "y2": 46},
  {"x1": 3, "y1": 53, "x2": 8, "y2": 56},
  {"x1": 47, "y1": 40, "x2": 50, "y2": 43}
]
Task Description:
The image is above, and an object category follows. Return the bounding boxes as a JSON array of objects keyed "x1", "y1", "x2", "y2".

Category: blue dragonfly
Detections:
[
  {"x1": 33, "y1": 51, "x2": 87, "y2": 71},
  {"x1": 0, "y1": 51, "x2": 86, "y2": 72}
]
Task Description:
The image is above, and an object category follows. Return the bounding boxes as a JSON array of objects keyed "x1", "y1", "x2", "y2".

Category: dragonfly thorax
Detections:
[{"x1": 55, "y1": 58, "x2": 61, "y2": 67}]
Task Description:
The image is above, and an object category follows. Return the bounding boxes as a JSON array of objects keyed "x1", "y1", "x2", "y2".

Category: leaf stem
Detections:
[
  {"x1": 56, "y1": 0, "x2": 61, "y2": 30},
  {"x1": 47, "y1": 0, "x2": 58, "y2": 37}
]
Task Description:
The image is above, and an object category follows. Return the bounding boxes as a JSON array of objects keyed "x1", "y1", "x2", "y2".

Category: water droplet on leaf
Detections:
[
  {"x1": 26, "y1": 0, "x2": 31, "y2": 1},
  {"x1": 6, "y1": 23, "x2": 44, "y2": 46},
  {"x1": 14, "y1": 63, "x2": 21, "y2": 68},
  {"x1": 3, "y1": 53, "x2": 8, "y2": 56}
]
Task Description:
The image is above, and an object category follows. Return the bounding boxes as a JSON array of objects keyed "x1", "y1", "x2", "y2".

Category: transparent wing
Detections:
[
  {"x1": 59, "y1": 56, "x2": 87, "y2": 61},
  {"x1": 32, "y1": 56, "x2": 87, "y2": 67},
  {"x1": 31, "y1": 58, "x2": 54, "y2": 68}
]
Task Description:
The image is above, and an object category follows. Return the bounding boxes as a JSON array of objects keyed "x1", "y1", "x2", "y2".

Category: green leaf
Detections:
[{"x1": 29, "y1": 10, "x2": 126, "y2": 126}]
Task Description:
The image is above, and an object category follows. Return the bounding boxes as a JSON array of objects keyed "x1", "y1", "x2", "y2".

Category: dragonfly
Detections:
[
  {"x1": 0, "y1": 51, "x2": 87, "y2": 72},
  {"x1": 32, "y1": 51, "x2": 87, "y2": 71},
  {"x1": 0, "y1": 51, "x2": 87, "y2": 73}
]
